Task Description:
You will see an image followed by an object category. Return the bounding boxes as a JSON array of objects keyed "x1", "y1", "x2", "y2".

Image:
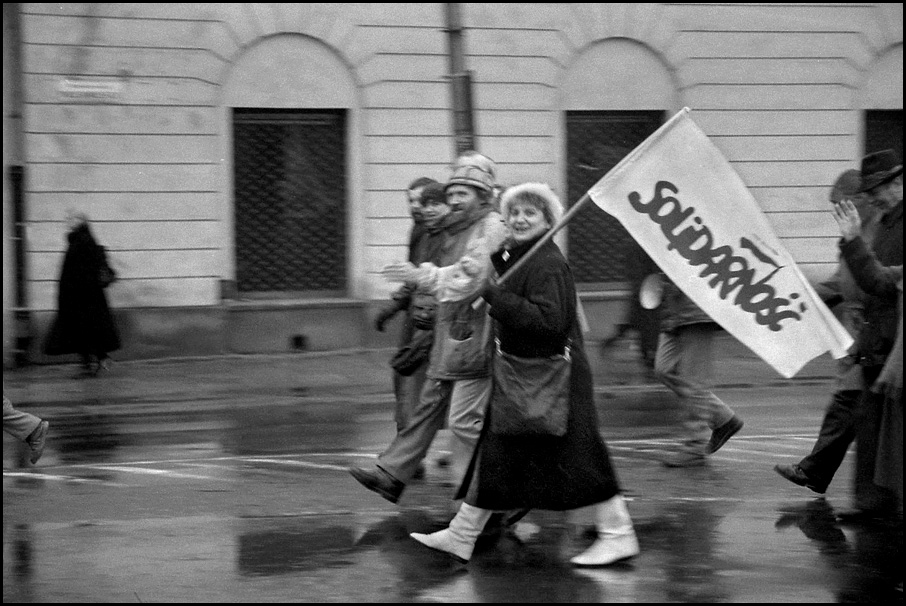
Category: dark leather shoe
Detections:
[
  {"x1": 349, "y1": 466, "x2": 404, "y2": 504},
  {"x1": 835, "y1": 508, "x2": 896, "y2": 526},
  {"x1": 774, "y1": 463, "x2": 826, "y2": 494},
  {"x1": 708, "y1": 415, "x2": 743, "y2": 454},
  {"x1": 660, "y1": 451, "x2": 707, "y2": 467}
]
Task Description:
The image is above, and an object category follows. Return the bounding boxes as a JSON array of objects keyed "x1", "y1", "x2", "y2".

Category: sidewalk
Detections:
[{"x1": 3, "y1": 334, "x2": 836, "y2": 414}]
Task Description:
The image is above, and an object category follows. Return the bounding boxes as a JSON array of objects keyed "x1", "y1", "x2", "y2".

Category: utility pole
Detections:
[{"x1": 444, "y1": 3, "x2": 475, "y2": 156}]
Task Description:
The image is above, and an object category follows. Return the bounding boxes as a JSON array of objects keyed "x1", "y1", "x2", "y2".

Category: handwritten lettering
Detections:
[{"x1": 628, "y1": 181, "x2": 804, "y2": 331}]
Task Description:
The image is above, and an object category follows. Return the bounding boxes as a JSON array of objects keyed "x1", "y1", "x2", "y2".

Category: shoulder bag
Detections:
[{"x1": 489, "y1": 337, "x2": 571, "y2": 437}]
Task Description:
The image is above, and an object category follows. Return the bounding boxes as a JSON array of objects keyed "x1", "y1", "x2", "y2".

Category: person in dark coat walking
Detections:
[
  {"x1": 373, "y1": 179, "x2": 448, "y2": 433},
  {"x1": 774, "y1": 168, "x2": 880, "y2": 494},
  {"x1": 833, "y1": 198, "x2": 903, "y2": 514},
  {"x1": 43, "y1": 211, "x2": 120, "y2": 376},
  {"x1": 409, "y1": 182, "x2": 639, "y2": 567}
]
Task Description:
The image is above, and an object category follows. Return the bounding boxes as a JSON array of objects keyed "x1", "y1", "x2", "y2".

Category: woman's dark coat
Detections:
[
  {"x1": 43, "y1": 224, "x2": 120, "y2": 356},
  {"x1": 456, "y1": 237, "x2": 622, "y2": 510}
]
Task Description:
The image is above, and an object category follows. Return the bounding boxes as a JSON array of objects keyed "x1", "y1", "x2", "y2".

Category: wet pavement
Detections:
[{"x1": 3, "y1": 338, "x2": 903, "y2": 602}]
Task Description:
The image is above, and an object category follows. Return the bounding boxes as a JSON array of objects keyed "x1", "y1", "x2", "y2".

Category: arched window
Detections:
[
  {"x1": 222, "y1": 35, "x2": 357, "y2": 297},
  {"x1": 561, "y1": 39, "x2": 677, "y2": 287}
]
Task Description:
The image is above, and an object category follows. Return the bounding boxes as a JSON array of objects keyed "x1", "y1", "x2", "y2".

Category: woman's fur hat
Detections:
[{"x1": 499, "y1": 182, "x2": 564, "y2": 226}]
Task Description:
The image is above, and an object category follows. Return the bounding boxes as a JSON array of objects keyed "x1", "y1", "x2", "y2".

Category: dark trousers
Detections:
[
  {"x1": 853, "y1": 366, "x2": 896, "y2": 513},
  {"x1": 798, "y1": 389, "x2": 862, "y2": 492}
]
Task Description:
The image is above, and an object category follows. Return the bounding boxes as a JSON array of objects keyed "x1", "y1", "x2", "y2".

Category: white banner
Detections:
[{"x1": 588, "y1": 108, "x2": 852, "y2": 378}]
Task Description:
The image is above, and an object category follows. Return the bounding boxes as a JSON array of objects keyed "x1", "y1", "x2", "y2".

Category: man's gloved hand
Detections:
[{"x1": 374, "y1": 305, "x2": 399, "y2": 332}]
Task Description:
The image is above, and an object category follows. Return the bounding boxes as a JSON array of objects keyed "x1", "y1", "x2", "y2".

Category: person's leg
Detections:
[
  {"x1": 570, "y1": 494, "x2": 640, "y2": 566},
  {"x1": 376, "y1": 378, "x2": 453, "y2": 484},
  {"x1": 656, "y1": 327, "x2": 739, "y2": 463},
  {"x1": 410, "y1": 502, "x2": 494, "y2": 562},
  {"x1": 677, "y1": 325, "x2": 743, "y2": 454},
  {"x1": 74, "y1": 353, "x2": 93, "y2": 377},
  {"x1": 655, "y1": 329, "x2": 709, "y2": 458},
  {"x1": 4, "y1": 396, "x2": 48, "y2": 464},
  {"x1": 446, "y1": 377, "x2": 492, "y2": 487},
  {"x1": 676, "y1": 325, "x2": 736, "y2": 431},
  {"x1": 852, "y1": 370, "x2": 897, "y2": 516},
  {"x1": 392, "y1": 370, "x2": 406, "y2": 432},
  {"x1": 3, "y1": 396, "x2": 41, "y2": 442},
  {"x1": 792, "y1": 389, "x2": 862, "y2": 492},
  {"x1": 394, "y1": 365, "x2": 430, "y2": 433}
]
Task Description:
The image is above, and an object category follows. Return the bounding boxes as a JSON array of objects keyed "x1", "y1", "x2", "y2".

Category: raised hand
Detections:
[{"x1": 832, "y1": 199, "x2": 861, "y2": 242}]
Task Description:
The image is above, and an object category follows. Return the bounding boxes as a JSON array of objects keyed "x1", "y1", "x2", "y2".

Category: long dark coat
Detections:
[
  {"x1": 839, "y1": 235, "x2": 903, "y2": 505},
  {"x1": 841, "y1": 200, "x2": 902, "y2": 367},
  {"x1": 43, "y1": 224, "x2": 121, "y2": 357},
  {"x1": 456, "y1": 237, "x2": 622, "y2": 510}
]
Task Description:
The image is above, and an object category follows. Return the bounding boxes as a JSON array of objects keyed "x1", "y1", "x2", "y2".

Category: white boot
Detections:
[
  {"x1": 570, "y1": 495, "x2": 640, "y2": 566},
  {"x1": 410, "y1": 503, "x2": 493, "y2": 562}
]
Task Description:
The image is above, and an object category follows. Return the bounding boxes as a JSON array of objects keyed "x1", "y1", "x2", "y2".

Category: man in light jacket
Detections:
[{"x1": 350, "y1": 164, "x2": 508, "y2": 504}]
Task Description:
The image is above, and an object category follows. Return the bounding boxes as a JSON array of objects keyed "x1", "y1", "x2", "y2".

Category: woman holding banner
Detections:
[{"x1": 408, "y1": 182, "x2": 640, "y2": 567}]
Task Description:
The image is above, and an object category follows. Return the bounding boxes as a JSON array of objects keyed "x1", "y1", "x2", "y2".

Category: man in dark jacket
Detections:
[
  {"x1": 776, "y1": 151, "x2": 902, "y2": 522},
  {"x1": 653, "y1": 280, "x2": 744, "y2": 467},
  {"x1": 843, "y1": 150, "x2": 902, "y2": 520},
  {"x1": 774, "y1": 169, "x2": 879, "y2": 495},
  {"x1": 372, "y1": 179, "x2": 446, "y2": 434}
]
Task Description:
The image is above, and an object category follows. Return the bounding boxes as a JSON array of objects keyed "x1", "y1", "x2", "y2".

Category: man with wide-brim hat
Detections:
[
  {"x1": 774, "y1": 169, "x2": 880, "y2": 496},
  {"x1": 858, "y1": 149, "x2": 903, "y2": 194},
  {"x1": 835, "y1": 148, "x2": 903, "y2": 522}
]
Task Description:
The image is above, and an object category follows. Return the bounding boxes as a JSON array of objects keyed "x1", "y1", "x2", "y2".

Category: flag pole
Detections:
[{"x1": 472, "y1": 191, "x2": 593, "y2": 308}]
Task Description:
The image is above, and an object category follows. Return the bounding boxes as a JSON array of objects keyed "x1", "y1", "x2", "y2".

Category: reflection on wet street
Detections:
[{"x1": 3, "y1": 385, "x2": 903, "y2": 602}]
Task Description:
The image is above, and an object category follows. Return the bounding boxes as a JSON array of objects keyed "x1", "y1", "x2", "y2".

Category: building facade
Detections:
[{"x1": 2, "y1": 3, "x2": 903, "y2": 365}]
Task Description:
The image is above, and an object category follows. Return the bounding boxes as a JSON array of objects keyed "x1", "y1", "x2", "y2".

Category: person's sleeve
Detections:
[
  {"x1": 813, "y1": 265, "x2": 843, "y2": 308},
  {"x1": 488, "y1": 266, "x2": 572, "y2": 339},
  {"x1": 407, "y1": 215, "x2": 508, "y2": 303},
  {"x1": 839, "y1": 236, "x2": 902, "y2": 299}
]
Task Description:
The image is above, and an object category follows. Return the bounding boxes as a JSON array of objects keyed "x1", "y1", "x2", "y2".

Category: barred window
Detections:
[
  {"x1": 233, "y1": 109, "x2": 347, "y2": 297},
  {"x1": 865, "y1": 110, "x2": 903, "y2": 160},
  {"x1": 565, "y1": 110, "x2": 663, "y2": 287}
]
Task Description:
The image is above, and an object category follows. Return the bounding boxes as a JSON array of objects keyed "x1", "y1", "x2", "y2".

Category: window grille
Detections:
[
  {"x1": 565, "y1": 110, "x2": 663, "y2": 285},
  {"x1": 233, "y1": 109, "x2": 346, "y2": 296},
  {"x1": 865, "y1": 110, "x2": 903, "y2": 160}
]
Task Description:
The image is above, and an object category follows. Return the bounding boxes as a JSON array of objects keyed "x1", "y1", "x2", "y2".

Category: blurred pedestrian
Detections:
[
  {"x1": 43, "y1": 210, "x2": 120, "y2": 377},
  {"x1": 409, "y1": 183, "x2": 639, "y2": 566},
  {"x1": 373, "y1": 180, "x2": 446, "y2": 428},
  {"x1": 774, "y1": 169, "x2": 880, "y2": 494},
  {"x1": 599, "y1": 239, "x2": 660, "y2": 376},
  {"x1": 652, "y1": 278, "x2": 744, "y2": 467},
  {"x1": 777, "y1": 151, "x2": 902, "y2": 520},
  {"x1": 3, "y1": 395, "x2": 49, "y2": 465},
  {"x1": 349, "y1": 163, "x2": 507, "y2": 503},
  {"x1": 843, "y1": 150, "x2": 903, "y2": 521},
  {"x1": 833, "y1": 197, "x2": 903, "y2": 516}
]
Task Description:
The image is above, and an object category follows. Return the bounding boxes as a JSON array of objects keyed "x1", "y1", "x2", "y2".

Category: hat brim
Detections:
[
  {"x1": 445, "y1": 179, "x2": 492, "y2": 193},
  {"x1": 859, "y1": 165, "x2": 903, "y2": 192}
]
